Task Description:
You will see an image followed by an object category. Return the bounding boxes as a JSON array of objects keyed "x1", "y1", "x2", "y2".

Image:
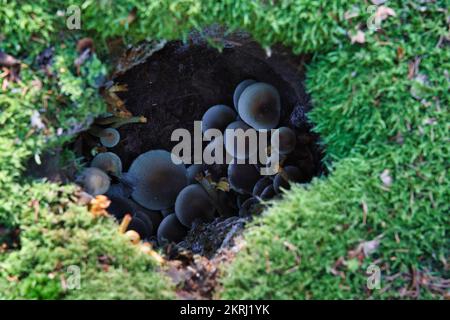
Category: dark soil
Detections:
[{"x1": 108, "y1": 37, "x2": 323, "y2": 176}]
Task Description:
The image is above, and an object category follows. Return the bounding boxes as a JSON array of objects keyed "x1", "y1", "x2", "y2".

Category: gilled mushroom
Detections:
[
  {"x1": 91, "y1": 152, "x2": 122, "y2": 177},
  {"x1": 201, "y1": 104, "x2": 236, "y2": 133},
  {"x1": 157, "y1": 213, "x2": 188, "y2": 245},
  {"x1": 129, "y1": 150, "x2": 188, "y2": 210},
  {"x1": 76, "y1": 167, "x2": 110, "y2": 196},
  {"x1": 233, "y1": 79, "x2": 256, "y2": 111},
  {"x1": 273, "y1": 166, "x2": 302, "y2": 193},
  {"x1": 238, "y1": 82, "x2": 281, "y2": 129},
  {"x1": 175, "y1": 184, "x2": 216, "y2": 228},
  {"x1": 88, "y1": 125, "x2": 120, "y2": 148},
  {"x1": 227, "y1": 163, "x2": 261, "y2": 195},
  {"x1": 271, "y1": 127, "x2": 296, "y2": 155}
]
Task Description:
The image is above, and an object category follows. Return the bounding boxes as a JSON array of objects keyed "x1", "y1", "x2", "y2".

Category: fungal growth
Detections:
[
  {"x1": 271, "y1": 127, "x2": 296, "y2": 155},
  {"x1": 228, "y1": 163, "x2": 261, "y2": 195},
  {"x1": 73, "y1": 40, "x2": 323, "y2": 255},
  {"x1": 91, "y1": 152, "x2": 122, "y2": 177},
  {"x1": 224, "y1": 120, "x2": 257, "y2": 160},
  {"x1": 237, "y1": 82, "x2": 281, "y2": 129},
  {"x1": 233, "y1": 79, "x2": 256, "y2": 111},
  {"x1": 201, "y1": 104, "x2": 237, "y2": 133},
  {"x1": 157, "y1": 213, "x2": 188, "y2": 245},
  {"x1": 76, "y1": 167, "x2": 110, "y2": 196},
  {"x1": 129, "y1": 150, "x2": 188, "y2": 210},
  {"x1": 88, "y1": 126, "x2": 121, "y2": 148},
  {"x1": 175, "y1": 184, "x2": 216, "y2": 228}
]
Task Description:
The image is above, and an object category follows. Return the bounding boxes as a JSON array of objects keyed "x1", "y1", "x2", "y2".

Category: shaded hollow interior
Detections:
[{"x1": 75, "y1": 38, "x2": 325, "y2": 257}]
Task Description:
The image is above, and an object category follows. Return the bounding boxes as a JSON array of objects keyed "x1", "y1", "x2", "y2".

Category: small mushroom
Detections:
[
  {"x1": 186, "y1": 164, "x2": 204, "y2": 184},
  {"x1": 233, "y1": 79, "x2": 256, "y2": 111},
  {"x1": 252, "y1": 176, "x2": 273, "y2": 197},
  {"x1": 127, "y1": 216, "x2": 151, "y2": 240},
  {"x1": 91, "y1": 152, "x2": 122, "y2": 177},
  {"x1": 107, "y1": 195, "x2": 135, "y2": 220},
  {"x1": 76, "y1": 167, "x2": 110, "y2": 196},
  {"x1": 227, "y1": 163, "x2": 261, "y2": 195},
  {"x1": 224, "y1": 120, "x2": 258, "y2": 160},
  {"x1": 157, "y1": 213, "x2": 188, "y2": 245},
  {"x1": 130, "y1": 200, "x2": 163, "y2": 235},
  {"x1": 201, "y1": 105, "x2": 236, "y2": 133},
  {"x1": 175, "y1": 184, "x2": 216, "y2": 228},
  {"x1": 134, "y1": 211, "x2": 154, "y2": 236},
  {"x1": 273, "y1": 166, "x2": 302, "y2": 193},
  {"x1": 88, "y1": 125, "x2": 120, "y2": 148},
  {"x1": 129, "y1": 150, "x2": 188, "y2": 210},
  {"x1": 238, "y1": 82, "x2": 281, "y2": 129},
  {"x1": 238, "y1": 196, "x2": 261, "y2": 216},
  {"x1": 271, "y1": 127, "x2": 296, "y2": 155},
  {"x1": 260, "y1": 184, "x2": 276, "y2": 200},
  {"x1": 125, "y1": 230, "x2": 140, "y2": 244}
]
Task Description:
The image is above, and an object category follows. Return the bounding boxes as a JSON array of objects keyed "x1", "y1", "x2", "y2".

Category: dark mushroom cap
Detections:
[
  {"x1": 91, "y1": 152, "x2": 122, "y2": 176},
  {"x1": 271, "y1": 127, "x2": 296, "y2": 155},
  {"x1": 105, "y1": 183, "x2": 133, "y2": 198},
  {"x1": 157, "y1": 213, "x2": 188, "y2": 245},
  {"x1": 260, "y1": 184, "x2": 276, "y2": 200},
  {"x1": 233, "y1": 79, "x2": 256, "y2": 111},
  {"x1": 227, "y1": 163, "x2": 261, "y2": 195},
  {"x1": 134, "y1": 211, "x2": 153, "y2": 236},
  {"x1": 100, "y1": 128, "x2": 120, "y2": 148},
  {"x1": 238, "y1": 196, "x2": 260, "y2": 216},
  {"x1": 127, "y1": 216, "x2": 151, "y2": 240},
  {"x1": 224, "y1": 120, "x2": 258, "y2": 160},
  {"x1": 202, "y1": 104, "x2": 237, "y2": 133},
  {"x1": 186, "y1": 164, "x2": 204, "y2": 184},
  {"x1": 252, "y1": 176, "x2": 273, "y2": 197},
  {"x1": 238, "y1": 82, "x2": 281, "y2": 129},
  {"x1": 130, "y1": 200, "x2": 163, "y2": 235},
  {"x1": 273, "y1": 166, "x2": 302, "y2": 193},
  {"x1": 129, "y1": 150, "x2": 188, "y2": 210},
  {"x1": 107, "y1": 195, "x2": 135, "y2": 220},
  {"x1": 77, "y1": 167, "x2": 110, "y2": 196},
  {"x1": 175, "y1": 184, "x2": 215, "y2": 228}
]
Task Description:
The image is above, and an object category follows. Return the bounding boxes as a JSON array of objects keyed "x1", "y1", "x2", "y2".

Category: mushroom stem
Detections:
[
  {"x1": 118, "y1": 214, "x2": 132, "y2": 234},
  {"x1": 111, "y1": 116, "x2": 147, "y2": 129}
]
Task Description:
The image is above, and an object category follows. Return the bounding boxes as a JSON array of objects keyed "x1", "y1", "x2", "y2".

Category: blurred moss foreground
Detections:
[{"x1": 0, "y1": 1, "x2": 448, "y2": 299}]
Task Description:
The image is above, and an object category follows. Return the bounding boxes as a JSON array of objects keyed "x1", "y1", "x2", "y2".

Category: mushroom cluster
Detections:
[{"x1": 77, "y1": 80, "x2": 308, "y2": 248}]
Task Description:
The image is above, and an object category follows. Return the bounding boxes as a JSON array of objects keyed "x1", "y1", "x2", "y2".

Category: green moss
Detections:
[{"x1": 0, "y1": 0, "x2": 448, "y2": 299}]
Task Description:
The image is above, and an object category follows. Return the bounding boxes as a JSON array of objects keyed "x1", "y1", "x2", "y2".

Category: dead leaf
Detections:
[
  {"x1": 0, "y1": 51, "x2": 20, "y2": 67},
  {"x1": 397, "y1": 47, "x2": 405, "y2": 60},
  {"x1": 375, "y1": 5, "x2": 396, "y2": 22},
  {"x1": 76, "y1": 37, "x2": 94, "y2": 54}
]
